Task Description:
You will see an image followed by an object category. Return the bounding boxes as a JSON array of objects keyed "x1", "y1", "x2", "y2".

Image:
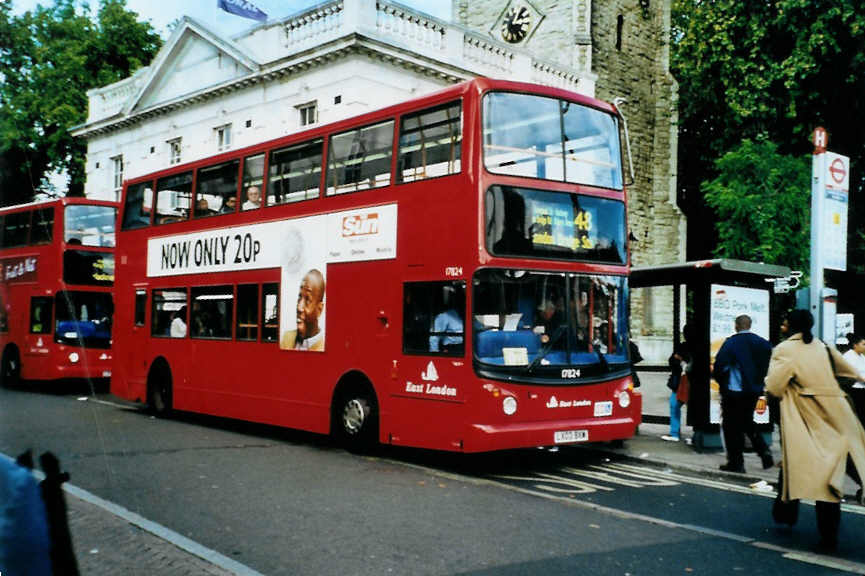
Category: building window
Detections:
[
  {"x1": 168, "y1": 138, "x2": 182, "y2": 165},
  {"x1": 297, "y1": 102, "x2": 317, "y2": 127},
  {"x1": 111, "y1": 155, "x2": 124, "y2": 196},
  {"x1": 215, "y1": 124, "x2": 232, "y2": 152}
]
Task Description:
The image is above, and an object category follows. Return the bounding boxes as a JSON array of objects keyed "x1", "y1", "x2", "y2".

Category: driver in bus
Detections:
[
  {"x1": 281, "y1": 269, "x2": 325, "y2": 351},
  {"x1": 429, "y1": 286, "x2": 464, "y2": 353}
]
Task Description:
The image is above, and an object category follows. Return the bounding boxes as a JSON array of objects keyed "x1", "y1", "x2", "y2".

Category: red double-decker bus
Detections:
[
  {"x1": 114, "y1": 78, "x2": 639, "y2": 452},
  {"x1": 0, "y1": 198, "x2": 116, "y2": 386}
]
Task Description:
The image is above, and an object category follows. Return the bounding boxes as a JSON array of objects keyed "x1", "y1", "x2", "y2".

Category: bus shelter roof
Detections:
[{"x1": 630, "y1": 259, "x2": 792, "y2": 288}]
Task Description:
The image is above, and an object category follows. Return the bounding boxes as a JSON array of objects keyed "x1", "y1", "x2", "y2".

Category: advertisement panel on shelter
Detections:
[{"x1": 709, "y1": 284, "x2": 770, "y2": 425}]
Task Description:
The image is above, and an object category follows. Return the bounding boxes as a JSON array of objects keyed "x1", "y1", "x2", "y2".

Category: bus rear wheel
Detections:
[
  {"x1": 333, "y1": 387, "x2": 378, "y2": 453},
  {"x1": 1, "y1": 347, "x2": 20, "y2": 388},
  {"x1": 147, "y1": 360, "x2": 173, "y2": 416}
]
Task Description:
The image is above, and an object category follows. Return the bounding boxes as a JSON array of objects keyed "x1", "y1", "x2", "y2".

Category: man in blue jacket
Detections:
[{"x1": 713, "y1": 314, "x2": 774, "y2": 472}]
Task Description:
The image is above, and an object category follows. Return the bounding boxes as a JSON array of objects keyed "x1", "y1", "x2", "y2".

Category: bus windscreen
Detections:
[
  {"x1": 483, "y1": 91, "x2": 623, "y2": 190},
  {"x1": 54, "y1": 291, "x2": 113, "y2": 348},
  {"x1": 473, "y1": 269, "x2": 628, "y2": 379},
  {"x1": 65, "y1": 205, "x2": 116, "y2": 247}
]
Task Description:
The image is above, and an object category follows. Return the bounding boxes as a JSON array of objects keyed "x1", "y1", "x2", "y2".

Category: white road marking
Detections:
[
  {"x1": 0, "y1": 453, "x2": 265, "y2": 576},
  {"x1": 391, "y1": 456, "x2": 865, "y2": 574}
]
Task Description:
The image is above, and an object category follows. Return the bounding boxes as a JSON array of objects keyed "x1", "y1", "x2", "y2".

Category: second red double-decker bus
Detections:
[
  {"x1": 113, "y1": 78, "x2": 639, "y2": 452},
  {"x1": 0, "y1": 198, "x2": 116, "y2": 387}
]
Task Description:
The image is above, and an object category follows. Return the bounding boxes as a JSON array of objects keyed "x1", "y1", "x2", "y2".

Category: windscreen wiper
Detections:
[
  {"x1": 595, "y1": 348, "x2": 610, "y2": 373},
  {"x1": 526, "y1": 326, "x2": 567, "y2": 375}
]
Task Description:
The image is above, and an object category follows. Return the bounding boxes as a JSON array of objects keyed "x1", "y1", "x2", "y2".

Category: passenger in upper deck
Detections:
[
  {"x1": 221, "y1": 195, "x2": 237, "y2": 214},
  {"x1": 243, "y1": 186, "x2": 261, "y2": 211},
  {"x1": 196, "y1": 198, "x2": 214, "y2": 217}
]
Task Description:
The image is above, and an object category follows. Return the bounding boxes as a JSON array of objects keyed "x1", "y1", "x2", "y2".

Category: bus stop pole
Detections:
[{"x1": 810, "y1": 143, "x2": 825, "y2": 336}]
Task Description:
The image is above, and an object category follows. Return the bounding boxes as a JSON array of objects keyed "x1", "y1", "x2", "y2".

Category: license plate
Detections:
[
  {"x1": 102, "y1": 371, "x2": 112, "y2": 378},
  {"x1": 554, "y1": 429, "x2": 588, "y2": 444},
  {"x1": 594, "y1": 401, "x2": 613, "y2": 417}
]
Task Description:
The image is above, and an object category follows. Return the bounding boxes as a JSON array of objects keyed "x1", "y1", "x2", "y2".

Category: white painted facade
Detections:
[{"x1": 74, "y1": 0, "x2": 595, "y2": 200}]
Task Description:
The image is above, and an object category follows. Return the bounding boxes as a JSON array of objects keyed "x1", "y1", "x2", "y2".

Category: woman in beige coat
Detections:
[{"x1": 765, "y1": 310, "x2": 865, "y2": 550}]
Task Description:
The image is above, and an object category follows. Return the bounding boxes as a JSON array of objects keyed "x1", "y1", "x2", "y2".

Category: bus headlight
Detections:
[
  {"x1": 503, "y1": 396, "x2": 517, "y2": 415},
  {"x1": 618, "y1": 391, "x2": 631, "y2": 408},
  {"x1": 68, "y1": 352, "x2": 80, "y2": 364}
]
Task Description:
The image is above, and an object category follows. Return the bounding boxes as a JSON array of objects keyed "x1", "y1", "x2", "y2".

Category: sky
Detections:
[{"x1": 10, "y1": 0, "x2": 452, "y2": 38}]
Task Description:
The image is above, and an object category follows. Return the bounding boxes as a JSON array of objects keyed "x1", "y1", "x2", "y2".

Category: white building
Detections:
[{"x1": 73, "y1": 0, "x2": 596, "y2": 200}]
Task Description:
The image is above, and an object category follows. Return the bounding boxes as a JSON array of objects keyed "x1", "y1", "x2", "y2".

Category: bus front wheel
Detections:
[
  {"x1": 333, "y1": 384, "x2": 378, "y2": 453},
  {"x1": 1, "y1": 347, "x2": 20, "y2": 388},
  {"x1": 147, "y1": 360, "x2": 173, "y2": 416}
]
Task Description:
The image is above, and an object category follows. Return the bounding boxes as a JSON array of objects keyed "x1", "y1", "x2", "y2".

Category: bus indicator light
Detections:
[{"x1": 342, "y1": 213, "x2": 379, "y2": 237}]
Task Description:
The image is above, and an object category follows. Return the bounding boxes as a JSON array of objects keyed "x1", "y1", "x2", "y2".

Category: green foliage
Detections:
[
  {"x1": 703, "y1": 139, "x2": 810, "y2": 270},
  {"x1": 672, "y1": 0, "x2": 865, "y2": 267},
  {"x1": 0, "y1": 0, "x2": 161, "y2": 205}
]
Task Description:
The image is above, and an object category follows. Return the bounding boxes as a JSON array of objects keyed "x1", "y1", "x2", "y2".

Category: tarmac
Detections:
[{"x1": 26, "y1": 372, "x2": 865, "y2": 574}]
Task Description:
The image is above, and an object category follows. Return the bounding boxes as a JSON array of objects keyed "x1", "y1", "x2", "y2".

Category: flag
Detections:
[{"x1": 217, "y1": 0, "x2": 268, "y2": 22}]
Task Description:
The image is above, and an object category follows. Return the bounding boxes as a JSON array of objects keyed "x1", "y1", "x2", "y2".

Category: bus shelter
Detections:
[{"x1": 631, "y1": 259, "x2": 793, "y2": 450}]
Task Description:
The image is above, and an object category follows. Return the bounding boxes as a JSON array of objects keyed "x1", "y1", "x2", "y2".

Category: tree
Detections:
[
  {"x1": 0, "y1": 0, "x2": 161, "y2": 205},
  {"x1": 703, "y1": 139, "x2": 810, "y2": 271},
  {"x1": 672, "y1": 0, "x2": 865, "y2": 269}
]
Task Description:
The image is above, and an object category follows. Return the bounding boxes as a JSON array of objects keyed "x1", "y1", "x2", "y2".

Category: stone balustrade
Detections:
[{"x1": 85, "y1": 0, "x2": 589, "y2": 125}]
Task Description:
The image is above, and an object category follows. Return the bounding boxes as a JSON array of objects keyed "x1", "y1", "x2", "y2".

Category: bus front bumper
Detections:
[
  {"x1": 23, "y1": 346, "x2": 112, "y2": 381},
  {"x1": 467, "y1": 415, "x2": 640, "y2": 452}
]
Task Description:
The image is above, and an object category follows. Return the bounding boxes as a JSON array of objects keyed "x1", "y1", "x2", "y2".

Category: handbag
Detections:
[{"x1": 676, "y1": 372, "x2": 690, "y2": 403}]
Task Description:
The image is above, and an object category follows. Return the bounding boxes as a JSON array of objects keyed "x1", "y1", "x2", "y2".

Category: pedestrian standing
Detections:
[
  {"x1": 842, "y1": 334, "x2": 865, "y2": 425},
  {"x1": 662, "y1": 325, "x2": 691, "y2": 443},
  {"x1": 765, "y1": 309, "x2": 865, "y2": 552},
  {"x1": 712, "y1": 314, "x2": 773, "y2": 472}
]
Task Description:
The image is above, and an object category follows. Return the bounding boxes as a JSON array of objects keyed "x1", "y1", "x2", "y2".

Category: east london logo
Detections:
[
  {"x1": 404, "y1": 362, "x2": 457, "y2": 397},
  {"x1": 546, "y1": 396, "x2": 591, "y2": 409}
]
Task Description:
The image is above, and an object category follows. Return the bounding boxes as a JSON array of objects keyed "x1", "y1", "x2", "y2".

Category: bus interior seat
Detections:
[{"x1": 475, "y1": 329, "x2": 539, "y2": 364}]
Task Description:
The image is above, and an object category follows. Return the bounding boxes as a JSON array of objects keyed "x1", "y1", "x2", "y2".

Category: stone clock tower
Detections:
[{"x1": 455, "y1": 0, "x2": 684, "y2": 349}]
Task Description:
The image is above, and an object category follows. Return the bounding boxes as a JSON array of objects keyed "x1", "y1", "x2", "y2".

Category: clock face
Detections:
[{"x1": 501, "y1": 5, "x2": 531, "y2": 43}]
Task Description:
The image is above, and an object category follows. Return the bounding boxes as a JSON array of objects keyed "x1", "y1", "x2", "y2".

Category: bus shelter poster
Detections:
[
  {"x1": 146, "y1": 204, "x2": 397, "y2": 353},
  {"x1": 708, "y1": 284, "x2": 770, "y2": 425}
]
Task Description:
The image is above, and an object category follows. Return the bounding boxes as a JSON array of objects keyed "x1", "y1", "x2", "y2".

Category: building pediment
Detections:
[{"x1": 126, "y1": 16, "x2": 259, "y2": 114}]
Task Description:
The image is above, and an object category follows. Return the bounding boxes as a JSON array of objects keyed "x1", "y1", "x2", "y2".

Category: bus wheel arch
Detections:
[
  {"x1": 1, "y1": 345, "x2": 21, "y2": 388},
  {"x1": 330, "y1": 371, "x2": 379, "y2": 452},
  {"x1": 147, "y1": 357, "x2": 173, "y2": 416}
]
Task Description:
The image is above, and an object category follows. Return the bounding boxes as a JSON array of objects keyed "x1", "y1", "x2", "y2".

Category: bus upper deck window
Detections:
[
  {"x1": 268, "y1": 140, "x2": 322, "y2": 206},
  {"x1": 31, "y1": 208, "x2": 55, "y2": 244},
  {"x1": 2, "y1": 211, "x2": 31, "y2": 248},
  {"x1": 155, "y1": 172, "x2": 193, "y2": 225},
  {"x1": 398, "y1": 101, "x2": 462, "y2": 183},
  {"x1": 195, "y1": 160, "x2": 239, "y2": 218},
  {"x1": 122, "y1": 182, "x2": 153, "y2": 230},
  {"x1": 326, "y1": 121, "x2": 394, "y2": 196}
]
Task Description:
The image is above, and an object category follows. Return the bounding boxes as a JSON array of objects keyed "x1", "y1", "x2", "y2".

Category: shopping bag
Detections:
[{"x1": 675, "y1": 372, "x2": 690, "y2": 403}]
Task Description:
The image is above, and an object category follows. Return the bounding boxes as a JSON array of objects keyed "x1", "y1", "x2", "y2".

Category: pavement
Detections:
[{"x1": 24, "y1": 372, "x2": 865, "y2": 574}]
